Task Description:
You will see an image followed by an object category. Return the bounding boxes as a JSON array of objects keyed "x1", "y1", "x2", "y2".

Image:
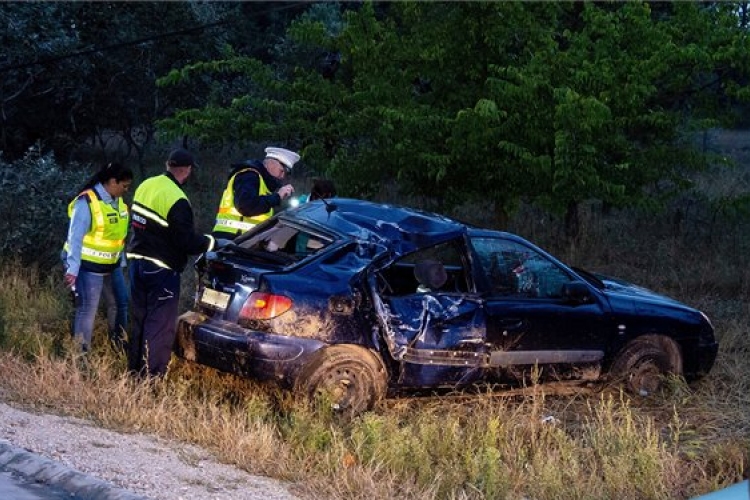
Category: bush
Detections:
[{"x1": 0, "y1": 145, "x2": 91, "y2": 268}]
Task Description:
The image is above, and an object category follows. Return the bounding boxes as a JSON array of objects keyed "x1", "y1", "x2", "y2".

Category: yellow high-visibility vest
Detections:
[
  {"x1": 64, "y1": 189, "x2": 129, "y2": 270},
  {"x1": 213, "y1": 168, "x2": 273, "y2": 236},
  {"x1": 126, "y1": 173, "x2": 190, "y2": 270}
]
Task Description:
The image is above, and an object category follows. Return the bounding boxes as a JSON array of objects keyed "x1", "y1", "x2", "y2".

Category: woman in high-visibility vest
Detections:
[{"x1": 62, "y1": 162, "x2": 133, "y2": 352}]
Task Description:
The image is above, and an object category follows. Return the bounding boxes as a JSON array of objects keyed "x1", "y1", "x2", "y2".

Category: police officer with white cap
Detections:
[{"x1": 212, "y1": 146, "x2": 300, "y2": 239}]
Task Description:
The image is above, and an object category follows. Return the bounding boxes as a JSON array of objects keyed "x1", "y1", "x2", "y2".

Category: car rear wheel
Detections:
[
  {"x1": 610, "y1": 335, "x2": 683, "y2": 396},
  {"x1": 296, "y1": 345, "x2": 387, "y2": 415}
]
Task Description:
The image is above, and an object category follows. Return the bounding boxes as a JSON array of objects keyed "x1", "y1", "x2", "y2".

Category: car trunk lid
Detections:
[{"x1": 195, "y1": 255, "x2": 265, "y2": 322}]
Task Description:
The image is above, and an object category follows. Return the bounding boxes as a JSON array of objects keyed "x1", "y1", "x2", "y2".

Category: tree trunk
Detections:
[
  {"x1": 494, "y1": 203, "x2": 509, "y2": 230},
  {"x1": 564, "y1": 200, "x2": 581, "y2": 243}
]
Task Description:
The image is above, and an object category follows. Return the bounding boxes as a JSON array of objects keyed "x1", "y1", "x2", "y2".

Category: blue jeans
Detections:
[
  {"x1": 72, "y1": 267, "x2": 129, "y2": 351},
  {"x1": 102, "y1": 268, "x2": 129, "y2": 350},
  {"x1": 128, "y1": 259, "x2": 180, "y2": 377}
]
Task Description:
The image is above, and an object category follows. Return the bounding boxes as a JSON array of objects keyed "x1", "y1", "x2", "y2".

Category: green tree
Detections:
[
  {"x1": 0, "y1": 1, "x2": 302, "y2": 164},
  {"x1": 0, "y1": 2, "x2": 82, "y2": 158},
  {"x1": 507, "y1": 2, "x2": 750, "y2": 237},
  {"x1": 158, "y1": 1, "x2": 750, "y2": 236},
  {"x1": 70, "y1": 1, "x2": 239, "y2": 170},
  {"x1": 156, "y1": 2, "x2": 340, "y2": 152}
]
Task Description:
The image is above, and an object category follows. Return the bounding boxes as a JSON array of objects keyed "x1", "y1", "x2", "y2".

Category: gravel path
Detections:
[{"x1": 0, "y1": 402, "x2": 301, "y2": 500}]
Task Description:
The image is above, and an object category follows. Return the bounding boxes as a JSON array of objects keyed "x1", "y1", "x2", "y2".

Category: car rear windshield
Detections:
[{"x1": 229, "y1": 219, "x2": 334, "y2": 267}]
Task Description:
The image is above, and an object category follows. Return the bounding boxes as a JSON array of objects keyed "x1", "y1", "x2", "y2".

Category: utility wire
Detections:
[
  {"x1": 0, "y1": 2, "x2": 307, "y2": 73},
  {"x1": 1, "y1": 21, "x2": 229, "y2": 73}
]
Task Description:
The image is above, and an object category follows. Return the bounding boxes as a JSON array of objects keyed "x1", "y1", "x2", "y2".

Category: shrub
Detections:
[{"x1": 0, "y1": 145, "x2": 91, "y2": 268}]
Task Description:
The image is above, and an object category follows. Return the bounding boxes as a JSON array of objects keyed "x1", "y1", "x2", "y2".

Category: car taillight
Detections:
[{"x1": 239, "y1": 292, "x2": 292, "y2": 320}]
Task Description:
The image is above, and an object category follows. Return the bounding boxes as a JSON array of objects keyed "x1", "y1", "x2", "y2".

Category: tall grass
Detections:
[
  {"x1": 0, "y1": 222, "x2": 748, "y2": 500},
  {"x1": 1, "y1": 138, "x2": 749, "y2": 498},
  {"x1": 0, "y1": 261, "x2": 69, "y2": 357}
]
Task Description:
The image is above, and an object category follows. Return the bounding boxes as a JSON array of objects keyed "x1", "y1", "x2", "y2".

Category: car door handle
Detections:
[
  {"x1": 498, "y1": 319, "x2": 523, "y2": 331},
  {"x1": 458, "y1": 338, "x2": 484, "y2": 345}
]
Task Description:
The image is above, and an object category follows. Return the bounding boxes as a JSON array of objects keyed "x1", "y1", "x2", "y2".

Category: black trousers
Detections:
[{"x1": 127, "y1": 259, "x2": 180, "y2": 377}]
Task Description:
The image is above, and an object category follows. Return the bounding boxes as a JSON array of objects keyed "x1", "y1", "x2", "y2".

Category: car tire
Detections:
[
  {"x1": 610, "y1": 335, "x2": 683, "y2": 396},
  {"x1": 296, "y1": 345, "x2": 387, "y2": 414}
]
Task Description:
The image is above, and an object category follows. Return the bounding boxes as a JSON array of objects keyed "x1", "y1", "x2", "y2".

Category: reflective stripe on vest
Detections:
[
  {"x1": 64, "y1": 189, "x2": 128, "y2": 267},
  {"x1": 125, "y1": 253, "x2": 172, "y2": 270},
  {"x1": 214, "y1": 218, "x2": 257, "y2": 232},
  {"x1": 82, "y1": 248, "x2": 121, "y2": 260},
  {"x1": 213, "y1": 168, "x2": 273, "y2": 236},
  {"x1": 131, "y1": 174, "x2": 188, "y2": 222},
  {"x1": 131, "y1": 204, "x2": 169, "y2": 227}
]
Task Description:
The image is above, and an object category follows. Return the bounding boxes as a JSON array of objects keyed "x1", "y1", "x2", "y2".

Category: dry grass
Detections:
[
  {"x1": 0, "y1": 244, "x2": 748, "y2": 499},
  {"x1": 0, "y1": 338, "x2": 746, "y2": 499},
  {"x1": 1, "y1": 131, "x2": 749, "y2": 498}
]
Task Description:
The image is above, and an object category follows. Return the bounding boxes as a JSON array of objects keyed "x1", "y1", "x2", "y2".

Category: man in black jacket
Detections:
[
  {"x1": 212, "y1": 147, "x2": 299, "y2": 239},
  {"x1": 126, "y1": 148, "x2": 215, "y2": 377}
]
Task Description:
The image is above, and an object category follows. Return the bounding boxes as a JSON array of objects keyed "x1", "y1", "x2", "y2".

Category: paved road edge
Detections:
[{"x1": 0, "y1": 439, "x2": 149, "y2": 500}]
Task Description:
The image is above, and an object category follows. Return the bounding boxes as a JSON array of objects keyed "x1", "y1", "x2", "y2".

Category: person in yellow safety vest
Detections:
[
  {"x1": 212, "y1": 146, "x2": 300, "y2": 240},
  {"x1": 62, "y1": 162, "x2": 133, "y2": 352},
  {"x1": 126, "y1": 148, "x2": 215, "y2": 378}
]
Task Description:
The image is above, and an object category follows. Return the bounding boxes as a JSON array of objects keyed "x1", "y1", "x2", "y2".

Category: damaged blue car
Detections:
[{"x1": 176, "y1": 199, "x2": 718, "y2": 413}]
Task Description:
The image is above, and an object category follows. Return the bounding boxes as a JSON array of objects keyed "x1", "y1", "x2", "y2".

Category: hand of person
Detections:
[
  {"x1": 278, "y1": 184, "x2": 295, "y2": 200},
  {"x1": 64, "y1": 273, "x2": 77, "y2": 289}
]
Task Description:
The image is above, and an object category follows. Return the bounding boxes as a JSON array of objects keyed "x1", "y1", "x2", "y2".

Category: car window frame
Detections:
[
  {"x1": 469, "y1": 235, "x2": 576, "y2": 300},
  {"x1": 375, "y1": 238, "x2": 474, "y2": 297},
  {"x1": 231, "y1": 218, "x2": 338, "y2": 268}
]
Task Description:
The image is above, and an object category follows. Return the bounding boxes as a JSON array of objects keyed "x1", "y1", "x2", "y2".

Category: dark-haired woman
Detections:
[{"x1": 62, "y1": 162, "x2": 133, "y2": 352}]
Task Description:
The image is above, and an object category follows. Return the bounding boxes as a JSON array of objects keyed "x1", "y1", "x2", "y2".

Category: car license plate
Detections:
[{"x1": 200, "y1": 288, "x2": 230, "y2": 310}]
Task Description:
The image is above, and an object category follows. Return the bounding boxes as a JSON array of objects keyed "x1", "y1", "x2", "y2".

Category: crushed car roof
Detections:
[{"x1": 286, "y1": 198, "x2": 467, "y2": 253}]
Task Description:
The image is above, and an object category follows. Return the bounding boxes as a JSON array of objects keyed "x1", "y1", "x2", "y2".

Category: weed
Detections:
[
  {"x1": 0, "y1": 261, "x2": 747, "y2": 499},
  {"x1": 1, "y1": 131, "x2": 749, "y2": 498}
]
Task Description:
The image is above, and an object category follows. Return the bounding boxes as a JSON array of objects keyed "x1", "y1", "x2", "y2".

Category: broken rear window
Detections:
[{"x1": 230, "y1": 219, "x2": 333, "y2": 266}]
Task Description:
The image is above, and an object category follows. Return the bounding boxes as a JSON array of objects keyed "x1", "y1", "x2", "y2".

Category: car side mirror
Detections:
[{"x1": 561, "y1": 281, "x2": 593, "y2": 304}]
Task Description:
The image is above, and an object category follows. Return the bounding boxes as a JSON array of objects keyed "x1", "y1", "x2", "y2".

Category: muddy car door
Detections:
[
  {"x1": 469, "y1": 234, "x2": 608, "y2": 382},
  {"x1": 371, "y1": 239, "x2": 489, "y2": 389}
]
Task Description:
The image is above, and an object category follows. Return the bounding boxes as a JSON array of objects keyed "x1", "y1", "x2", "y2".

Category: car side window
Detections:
[
  {"x1": 377, "y1": 240, "x2": 470, "y2": 296},
  {"x1": 471, "y1": 237, "x2": 572, "y2": 299}
]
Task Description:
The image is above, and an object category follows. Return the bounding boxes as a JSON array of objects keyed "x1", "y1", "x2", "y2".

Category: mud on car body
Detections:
[{"x1": 176, "y1": 199, "x2": 719, "y2": 413}]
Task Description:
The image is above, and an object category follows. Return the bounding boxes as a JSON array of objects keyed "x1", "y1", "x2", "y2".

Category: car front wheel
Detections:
[
  {"x1": 296, "y1": 345, "x2": 387, "y2": 415},
  {"x1": 610, "y1": 335, "x2": 683, "y2": 396}
]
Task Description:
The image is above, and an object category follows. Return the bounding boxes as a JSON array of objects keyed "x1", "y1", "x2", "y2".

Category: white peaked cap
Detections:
[{"x1": 264, "y1": 147, "x2": 300, "y2": 170}]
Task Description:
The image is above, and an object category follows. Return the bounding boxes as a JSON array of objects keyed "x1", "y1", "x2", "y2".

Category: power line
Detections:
[
  {"x1": 0, "y1": 2, "x2": 307, "y2": 73},
  {"x1": 1, "y1": 21, "x2": 229, "y2": 73}
]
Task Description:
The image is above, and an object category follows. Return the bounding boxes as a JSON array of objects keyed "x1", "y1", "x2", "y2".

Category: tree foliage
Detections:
[
  {"x1": 0, "y1": 147, "x2": 89, "y2": 267},
  {"x1": 1, "y1": 2, "x2": 83, "y2": 159},
  {"x1": 4, "y1": 1, "x2": 750, "y2": 237},
  {"x1": 0, "y1": 1, "x2": 305, "y2": 164},
  {"x1": 158, "y1": 1, "x2": 750, "y2": 235}
]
